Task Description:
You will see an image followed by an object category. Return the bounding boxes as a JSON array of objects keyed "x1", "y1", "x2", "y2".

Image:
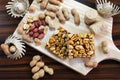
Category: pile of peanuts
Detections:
[
  {"x1": 18, "y1": 13, "x2": 48, "y2": 46},
  {"x1": 46, "y1": 27, "x2": 68, "y2": 59},
  {"x1": 68, "y1": 33, "x2": 95, "y2": 59},
  {"x1": 29, "y1": 0, "x2": 80, "y2": 25},
  {"x1": 30, "y1": 55, "x2": 54, "y2": 80}
]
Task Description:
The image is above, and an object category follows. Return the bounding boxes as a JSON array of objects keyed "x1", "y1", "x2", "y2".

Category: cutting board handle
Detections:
[{"x1": 109, "y1": 42, "x2": 120, "y2": 62}]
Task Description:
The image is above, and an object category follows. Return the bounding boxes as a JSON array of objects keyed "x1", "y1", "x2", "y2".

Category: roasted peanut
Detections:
[
  {"x1": 9, "y1": 45, "x2": 17, "y2": 53},
  {"x1": 22, "y1": 34, "x2": 33, "y2": 43},
  {"x1": 30, "y1": 60, "x2": 37, "y2": 67},
  {"x1": 62, "y1": 7, "x2": 70, "y2": 20},
  {"x1": 39, "y1": 13, "x2": 46, "y2": 20},
  {"x1": 71, "y1": 8, "x2": 80, "y2": 25},
  {"x1": 36, "y1": 62, "x2": 45, "y2": 68},
  {"x1": 45, "y1": 11, "x2": 56, "y2": 19},
  {"x1": 45, "y1": 16, "x2": 55, "y2": 29},
  {"x1": 40, "y1": 0, "x2": 48, "y2": 10},
  {"x1": 34, "y1": 38, "x2": 41, "y2": 46},
  {"x1": 1, "y1": 44, "x2": 11, "y2": 55},
  {"x1": 58, "y1": 0, "x2": 63, "y2": 2},
  {"x1": 44, "y1": 65, "x2": 49, "y2": 72},
  {"x1": 32, "y1": 72, "x2": 40, "y2": 80},
  {"x1": 18, "y1": 22, "x2": 24, "y2": 35},
  {"x1": 101, "y1": 41, "x2": 108, "y2": 48},
  {"x1": 85, "y1": 61, "x2": 98, "y2": 68},
  {"x1": 48, "y1": 68, "x2": 54, "y2": 75},
  {"x1": 33, "y1": 55, "x2": 41, "y2": 61},
  {"x1": 32, "y1": 66, "x2": 40, "y2": 73},
  {"x1": 37, "y1": 0, "x2": 42, "y2": 3},
  {"x1": 32, "y1": 69, "x2": 45, "y2": 79},
  {"x1": 46, "y1": 4, "x2": 59, "y2": 12},
  {"x1": 29, "y1": 6, "x2": 36, "y2": 12},
  {"x1": 38, "y1": 69, "x2": 45, "y2": 78},
  {"x1": 56, "y1": 10, "x2": 66, "y2": 24},
  {"x1": 49, "y1": 0, "x2": 61, "y2": 6}
]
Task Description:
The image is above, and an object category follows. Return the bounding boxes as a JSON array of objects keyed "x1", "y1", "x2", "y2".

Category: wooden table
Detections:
[{"x1": 0, "y1": 0, "x2": 120, "y2": 79}]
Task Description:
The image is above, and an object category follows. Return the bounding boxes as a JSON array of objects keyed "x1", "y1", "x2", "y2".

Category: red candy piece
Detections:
[
  {"x1": 33, "y1": 32, "x2": 39, "y2": 38},
  {"x1": 38, "y1": 28, "x2": 44, "y2": 34},
  {"x1": 33, "y1": 28, "x2": 38, "y2": 33},
  {"x1": 38, "y1": 33, "x2": 45, "y2": 39}
]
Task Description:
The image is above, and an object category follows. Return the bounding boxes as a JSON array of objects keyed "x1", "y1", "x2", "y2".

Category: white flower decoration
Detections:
[{"x1": 5, "y1": 35, "x2": 26, "y2": 60}]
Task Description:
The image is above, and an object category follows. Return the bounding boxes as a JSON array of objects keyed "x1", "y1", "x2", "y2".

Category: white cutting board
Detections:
[{"x1": 13, "y1": 0, "x2": 120, "y2": 75}]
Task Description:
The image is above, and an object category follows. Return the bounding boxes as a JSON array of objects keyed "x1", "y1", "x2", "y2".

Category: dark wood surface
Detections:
[{"x1": 0, "y1": 0, "x2": 120, "y2": 80}]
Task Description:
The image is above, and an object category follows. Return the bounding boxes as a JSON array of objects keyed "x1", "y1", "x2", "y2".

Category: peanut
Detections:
[
  {"x1": 49, "y1": 0, "x2": 61, "y2": 6},
  {"x1": 85, "y1": 61, "x2": 98, "y2": 68},
  {"x1": 34, "y1": 38, "x2": 41, "y2": 46},
  {"x1": 32, "y1": 72, "x2": 40, "y2": 80},
  {"x1": 45, "y1": 11, "x2": 56, "y2": 19},
  {"x1": 33, "y1": 55, "x2": 41, "y2": 61},
  {"x1": 37, "y1": 0, "x2": 42, "y2": 3},
  {"x1": 62, "y1": 7, "x2": 70, "y2": 20},
  {"x1": 39, "y1": 13, "x2": 46, "y2": 20},
  {"x1": 101, "y1": 41, "x2": 108, "y2": 48},
  {"x1": 32, "y1": 66, "x2": 40, "y2": 73},
  {"x1": 56, "y1": 10, "x2": 66, "y2": 24},
  {"x1": 29, "y1": 6, "x2": 36, "y2": 12},
  {"x1": 18, "y1": 22, "x2": 24, "y2": 35},
  {"x1": 48, "y1": 68, "x2": 54, "y2": 75},
  {"x1": 36, "y1": 62, "x2": 45, "y2": 68},
  {"x1": 45, "y1": 16, "x2": 55, "y2": 29},
  {"x1": 58, "y1": 0, "x2": 64, "y2": 2},
  {"x1": 1, "y1": 44, "x2": 11, "y2": 55},
  {"x1": 38, "y1": 69, "x2": 45, "y2": 78},
  {"x1": 32, "y1": 69, "x2": 45, "y2": 80},
  {"x1": 23, "y1": 33, "x2": 33, "y2": 43},
  {"x1": 46, "y1": 4, "x2": 59, "y2": 12},
  {"x1": 43, "y1": 65, "x2": 49, "y2": 72},
  {"x1": 30, "y1": 60, "x2": 37, "y2": 67},
  {"x1": 40, "y1": 0, "x2": 48, "y2": 10},
  {"x1": 71, "y1": 8, "x2": 80, "y2": 25},
  {"x1": 9, "y1": 45, "x2": 17, "y2": 53},
  {"x1": 101, "y1": 41, "x2": 109, "y2": 54}
]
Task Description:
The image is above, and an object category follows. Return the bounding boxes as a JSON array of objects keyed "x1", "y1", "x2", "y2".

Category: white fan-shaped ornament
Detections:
[
  {"x1": 6, "y1": 0, "x2": 29, "y2": 18},
  {"x1": 5, "y1": 35, "x2": 26, "y2": 60},
  {"x1": 96, "y1": 0, "x2": 120, "y2": 18}
]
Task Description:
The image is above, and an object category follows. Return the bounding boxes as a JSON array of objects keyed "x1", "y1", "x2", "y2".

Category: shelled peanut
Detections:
[
  {"x1": 30, "y1": 55, "x2": 54, "y2": 80},
  {"x1": 17, "y1": 14, "x2": 48, "y2": 45}
]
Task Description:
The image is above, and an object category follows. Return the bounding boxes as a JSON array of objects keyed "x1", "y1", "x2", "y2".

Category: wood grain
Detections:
[{"x1": 0, "y1": 0, "x2": 120, "y2": 80}]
